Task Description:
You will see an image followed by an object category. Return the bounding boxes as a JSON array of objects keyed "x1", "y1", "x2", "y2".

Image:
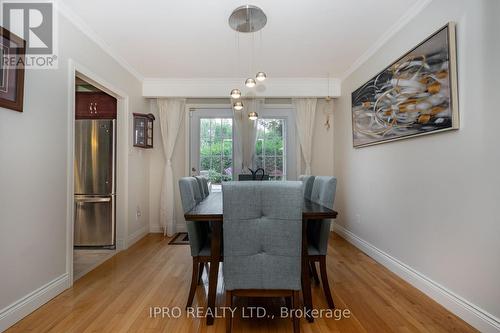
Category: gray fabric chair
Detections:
[
  {"x1": 298, "y1": 175, "x2": 315, "y2": 200},
  {"x1": 191, "y1": 176, "x2": 204, "y2": 203},
  {"x1": 223, "y1": 181, "x2": 302, "y2": 333},
  {"x1": 194, "y1": 175, "x2": 209, "y2": 199},
  {"x1": 179, "y1": 177, "x2": 212, "y2": 308},
  {"x1": 307, "y1": 176, "x2": 337, "y2": 308},
  {"x1": 201, "y1": 177, "x2": 210, "y2": 197}
]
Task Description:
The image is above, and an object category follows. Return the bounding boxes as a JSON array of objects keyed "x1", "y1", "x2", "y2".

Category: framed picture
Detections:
[
  {"x1": 0, "y1": 27, "x2": 25, "y2": 112},
  {"x1": 351, "y1": 22, "x2": 459, "y2": 148}
]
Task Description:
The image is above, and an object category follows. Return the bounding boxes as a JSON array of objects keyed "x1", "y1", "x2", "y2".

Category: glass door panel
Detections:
[{"x1": 190, "y1": 108, "x2": 234, "y2": 190}]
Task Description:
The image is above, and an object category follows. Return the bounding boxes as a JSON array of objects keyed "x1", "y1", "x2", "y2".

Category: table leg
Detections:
[
  {"x1": 301, "y1": 219, "x2": 314, "y2": 323},
  {"x1": 207, "y1": 221, "x2": 222, "y2": 326}
]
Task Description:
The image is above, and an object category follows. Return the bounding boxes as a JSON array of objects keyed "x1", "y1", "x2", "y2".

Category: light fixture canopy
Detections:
[
  {"x1": 230, "y1": 89, "x2": 241, "y2": 99},
  {"x1": 248, "y1": 111, "x2": 258, "y2": 120},
  {"x1": 256, "y1": 72, "x2": 267, "y2": 81},
  {"x1": 229, "y1": 5, "x2": 267, "y2": 33},
  {"x1": 233, "y1": 101, "x2": 244, "y2": 111},
  {"x1": 245, "y1": 78, "x2": 256, "y2": 88}
]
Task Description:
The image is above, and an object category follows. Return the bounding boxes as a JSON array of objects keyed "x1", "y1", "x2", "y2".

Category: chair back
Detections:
[
  {"x1": 201, "y1": 176, "x2": 210, "y2": 197},
  {"x1": 238, "y1": 174, "x2": 270, "y2": 181},
  {"x1": 298, "y1": 175, "x2": 315, "y2": 200},
  {"x1": 179, "y1": 177, "x2": 209, "y2": 256},
  {"x1": 309, "y1": 176, "x2": 337, "y2": 255},
  {"x1": 194, "y1": 176, "x2": 209, "y2": 199},
  {"x1": 222, "y1": 181, "x2": 303, "y2": 290},
  {"x1": 191, "y1": 176, "x2": 204, "y2": 203}
]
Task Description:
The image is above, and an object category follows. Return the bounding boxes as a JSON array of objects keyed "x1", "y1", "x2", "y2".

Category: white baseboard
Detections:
[
  {"x1": 0, "y1": 273, "x2": 70, "y2": 332},
  {"x1": 332, "y1": 223, "x2": 500, "y2": 333},
  {"x1": 176, "y1": 222, "x2": 187, "y2": 233},
  {"x1": 127, "y1": 225, "x2": 148, "y2": 248},
  {"x1": 149, "y1": 222, "x2": 187, "y2": 234},
  {"x1": 149, "y1": 225, "x2": 163, "y2": 233},
  {"x1": 116, "y1": 238, "x2": 126, "y2": 251}
]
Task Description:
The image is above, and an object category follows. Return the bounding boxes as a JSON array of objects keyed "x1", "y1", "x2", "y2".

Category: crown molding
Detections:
[
  {"x1": 340, "y1": 0, "x2": 433, "y2": 81},
  {"x1": 142, "y1": 77, "x2": 341, "y2": 98},
  {"x1": 56, "y1": 1, "x2": 143, "y2": 82}
]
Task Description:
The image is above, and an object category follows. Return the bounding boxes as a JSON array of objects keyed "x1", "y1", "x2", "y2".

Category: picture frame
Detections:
[
  {"x1": 351, "y1": 22, "x2": 459, "y2": 148},
  {"x1": 0, "y1": 26, "x2": 26, "y2": 112}
]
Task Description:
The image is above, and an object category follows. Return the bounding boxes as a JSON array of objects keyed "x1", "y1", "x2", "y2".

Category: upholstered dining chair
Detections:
[
  {"x1": 195, "y1": 175, "x2": 210, "y2": 198},
  {"x1": 179, "y1": 177, "x2": 212, "y2": 308},
  {"x1": 298, "y1": 175, "x2": 315, "y2": 200},
  {"x1": 307, "y1": 176, "x2": 337, "y2": 309},
  {"x1": 222, "y1": 181, "x2": 303, "y2": 333}
]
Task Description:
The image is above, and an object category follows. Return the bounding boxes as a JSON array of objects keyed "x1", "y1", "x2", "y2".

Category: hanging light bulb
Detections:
[
  {"x1": 256, "y1": 72, "x2": 267, "y2": 82},
  {"x1": 245, "y1": 78, "x2": 256, "y2": 88},
  {"x1": 230, "y1": 89, "x2": 241, "y2": 99},
  {"x1": 233, "y1": 101, "x2": 244, "y2": 111},
  {"x1": 248, "y1": 111, "x2": 258, "y2": 120}
]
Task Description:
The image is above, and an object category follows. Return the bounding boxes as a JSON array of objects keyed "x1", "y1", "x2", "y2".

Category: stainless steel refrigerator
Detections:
[{"x1": 74, "y1": 119, "x2": 115, "y2": 248}]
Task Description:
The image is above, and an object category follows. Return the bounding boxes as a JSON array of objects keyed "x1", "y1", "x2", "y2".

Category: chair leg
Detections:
[
  {"x1": 198, "y1": 262, "x2": 204, "y2": 284},
  {"x1": 186, "y1": 257, "x2": 199, "y2": 309},
  {"x1": 319, "y1": 256, "x2": 335, "y2": 309},
  {"x1": 225, "y1": 290, "x2": 233, "y2": 333},
  {"x1": 310, "y1": 261, "x2": 320, "y2": 285},
  {"x1": 292, "y1": 290, "x2": 300, "y2": 333}
]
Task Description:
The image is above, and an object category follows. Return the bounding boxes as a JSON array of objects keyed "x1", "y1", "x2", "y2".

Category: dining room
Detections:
[{"x1": 1, "y1": 0, "x2": 499, "y2": 333}]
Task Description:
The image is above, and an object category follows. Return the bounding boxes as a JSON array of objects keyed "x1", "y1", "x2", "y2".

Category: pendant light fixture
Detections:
[
  {"x1": 233, "y1": 101, "x2": 244, "y2": 111},
  {"x1": 230, "y1": 89, "x2": 241, "y2": 99},
  {"x1": 245, "y1": 78, "x2": 256, "y2": 88},
  {"x1": 248, "y1": 111, "x2": 258, "y2": 120},
  {"x1": 256, "y1": 71, "x2": 267, "y2": 82},
  {"x1": 229, "y1": 5, "x2": 267, "y2": 119}
]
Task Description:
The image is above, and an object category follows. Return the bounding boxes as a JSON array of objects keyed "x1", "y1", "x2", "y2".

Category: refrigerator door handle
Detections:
[{"x1": 75, "y1": 197, "x2": 111, "y2": 203}]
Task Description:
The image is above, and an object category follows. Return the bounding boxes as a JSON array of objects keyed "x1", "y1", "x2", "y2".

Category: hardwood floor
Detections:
[{"x1": 7, "y1": 233, "x2": 477, "y2": 333}]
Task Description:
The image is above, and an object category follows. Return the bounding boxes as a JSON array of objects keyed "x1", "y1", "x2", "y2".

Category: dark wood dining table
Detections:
[{"x1": 184, "y1": 191, "x2": 338, "y2": 325}]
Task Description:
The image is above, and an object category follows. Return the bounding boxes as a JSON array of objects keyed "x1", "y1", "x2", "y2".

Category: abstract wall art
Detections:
[{"x1": 351, "y1": 23, "x2": 459, "y2": 148}]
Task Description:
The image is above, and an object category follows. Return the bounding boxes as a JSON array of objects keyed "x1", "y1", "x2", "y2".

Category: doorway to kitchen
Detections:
[
  {"x1": 72, "y1": 77, "x2": 117, "y2": 280},
  {"x1": 67, "y1": 61, "x2": 130, "y2": 285}
]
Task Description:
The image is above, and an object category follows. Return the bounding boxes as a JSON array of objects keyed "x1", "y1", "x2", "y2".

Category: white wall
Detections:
[
  {"x1": 148, "y1": 98, "x2": 335, "y2": 232},
  {"x1": 311, "y1": 99, "x2": 335, "y2": 177},
  {"x1": 333, "y1": 0, "x2": 500, "y2": 331},
  {"x1": 0, "y1": 12, "x2": 149, "y2": 329}
]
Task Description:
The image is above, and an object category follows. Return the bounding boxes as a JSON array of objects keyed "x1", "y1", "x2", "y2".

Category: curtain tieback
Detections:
[{"x1": 166, "y1": 159, "x2": 173, "y2": 167}]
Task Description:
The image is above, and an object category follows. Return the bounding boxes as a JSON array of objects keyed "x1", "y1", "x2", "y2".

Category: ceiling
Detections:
[{"x1": 61, "y1": 0, "x2": 421, "y2": 79}]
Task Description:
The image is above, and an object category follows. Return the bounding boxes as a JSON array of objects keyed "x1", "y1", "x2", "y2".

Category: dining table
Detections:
[{"x1": 184, "y1": 191, "x2": 338, "y2": 325}]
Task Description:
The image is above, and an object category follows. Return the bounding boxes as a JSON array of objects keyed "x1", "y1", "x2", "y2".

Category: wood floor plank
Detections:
[{"x1": 6, "y1": 233, "x2": 477, "y2": 333}]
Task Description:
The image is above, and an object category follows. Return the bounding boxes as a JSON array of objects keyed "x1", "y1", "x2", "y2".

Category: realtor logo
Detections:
[{"x1": 1, "y1": 0, "x2": 57, "y2": 68}]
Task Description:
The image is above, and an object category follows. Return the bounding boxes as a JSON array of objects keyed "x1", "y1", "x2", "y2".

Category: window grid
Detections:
[
  {"x1": 255, "y1": 118, "x2": 286, "y2": 181},
  {"x1": 200, "y1": 118, "x2": 233, "y2": 184}
]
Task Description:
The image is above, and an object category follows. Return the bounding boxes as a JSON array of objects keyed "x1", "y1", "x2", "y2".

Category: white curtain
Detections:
[
  {"x1": 157, "y1": 98, "x2": 186, "y2": 236},
  {"x1": 233, "y1": 99, "x2": 262, "y2": 175},
  {"x1": 293, "y1": 98, "x2": 317, "y2": 175}
]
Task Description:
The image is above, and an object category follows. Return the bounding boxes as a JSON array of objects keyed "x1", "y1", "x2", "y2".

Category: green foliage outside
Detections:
[{"x1": 199, "y1": 118, "x2": 285, "y2": 183}]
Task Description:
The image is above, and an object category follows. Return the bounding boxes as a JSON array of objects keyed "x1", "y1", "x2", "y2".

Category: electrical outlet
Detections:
[{"x1": 136, "y1": 206, "x2": 142, "y2": 220}]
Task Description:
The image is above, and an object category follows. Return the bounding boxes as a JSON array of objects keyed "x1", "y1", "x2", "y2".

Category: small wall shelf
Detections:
[{"x1": 133, "y1": 113, "x2": 155, "y2": 148}]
